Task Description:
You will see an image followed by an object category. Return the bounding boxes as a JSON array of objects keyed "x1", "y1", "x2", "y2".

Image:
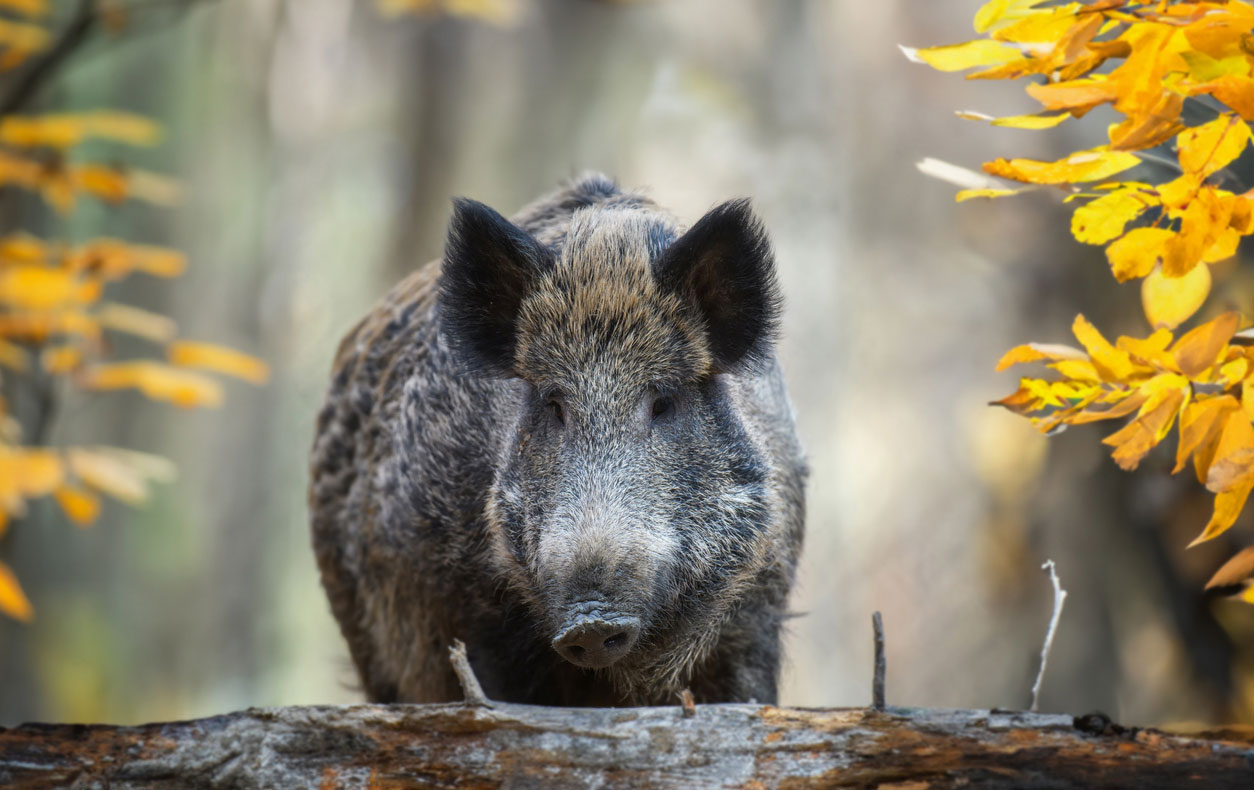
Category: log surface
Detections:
[{"x1": 2, "y1": 703, "x2": 1253, "y2": 789}]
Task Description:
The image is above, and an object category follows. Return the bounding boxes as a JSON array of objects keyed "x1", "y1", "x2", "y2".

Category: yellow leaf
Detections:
[
  {"x1": 1191, "y1": 75, "x2": 1254, "y2": 121},
  {"x1": 79, "y1": 361, "x2": 224, "y2": 408},
  {"x1": 0, "y1": 339, "x2": 29, "y2": 371},
  {"x1": 1071, "y1": 188, "x2": 1155, "y2": 244},
  {"x1": 74, "y1": 164, "x2": 129, "y2": 203},
  {"x1": 1158, "y1": 173, "x2": 1203, "y2": 210},
  {"x1": 1164, "y1": 187, "x2": 1234, "y2": 277},
  {"x1": 0, "y1": 447, "x2": 63, "y2": 499},
  {"x1": 1070, "y1": 389, "x2": 1149, "y2": 425},
  {"x1": 1205, "y1": 226, "x2": 1241, "y2": 264},
  {"x1": 1108, "y1": 227, "x2": 1174, "y2": 282},
  {"x1": 0, "y1": 232, "x2": 49, "y2": 264},
  {"x1": 1101, "y1": 376, "x2": 1189, "y2": 471},
  {"x1": 167, "y1": 341, "x2": 269, "y2": 385},
  {"x1": 955, "y1": 187, "x2": 1031, "y2": 201},
  {"x1": 96, "y1": 302, "x2": 177, "y2": 343},
  {"x1": 994, "y1": 342, "x2": 1087, "y2": 371},
  {"x1": 984, "y1": 148, "x2": 1140, "y2": 185},
  {"x1": 974, "y1": 0, "x2": 1050, "y2": 34},
  {"x1": 1117, "y1": 328, "x2": 1178, "y2": 370},
  {"x1": 0, "y1": 18, "x2": 48, "y2": 66},
  {"x1": 0, "y1": 266, "x2": 99, "y2": 309},
  {"x1": 0, "y1": 0, "x2": 48, "y2": 16},
  {"x1": 53, "y1": 484, "x2": 99, "y2": 527},
  {"x1": 1205, "y1": 409, "x2": 1254, "y2": 493},
  {"x1": 1246, "y1": 374, "x2": 1254, "y2": 422},
  {"x1": 901, "y1": 39, "x2": 1026, "y2": 71},
  {"x1": 68, "y1": 240, "x2": 187, "y2": 280},
  {"x1": 1220, "y1": 357, "x2": 1249, "y2": 387},
  {"x1": 1072, "y1": 314, "x2": 1135, "y2": 380},
  {"x1": 1050, "y1": 359, "x2": 1102, "y2": 381},
  {"x1": 0, "y1": 560, "x2": 33, "y2": 623},
  {"x1": 83, "y1": 111, "x2": 161, "y2": 146},
  {"x1": 1205, "y1": 546, "x2": 1254, "y2": 591},
  {"x1": 1177, "y1": 114, "x2": 1253, "y2": 177},
  {"x1": 67, "y1": 447, "x2": 151, "y2": 504},
  {"x1": 1190, "y1": 479, "x2": 1254, "y2": 547},
  {"x1": 0, "y1": 310, "x2": 99, "y2": 342},
  {"x1": 1175, "y1": 395, "x2": 1239, "y2": 473},
  {"x1": 1026, "y1": 77, "x2": 1119, "y2": 112},
  {"x1": 1142, "y1": 262, "x2": 1212, "y2": 330},
  {"x1": 1181, "y1": 50, "x2": 1251, "y2": 82},
  {"x1": 992, "y1": 112, "x2": 1072, "y2": 129},
  {"x1": 1108, "y1": 90, "x2": 1184, "y2": 151},
  {"x1": 1171, "y1": 311, "x2": 1239, "y2": 377},
  {"x1": 994, "y1": 6, "x2": 1084, "y2": 46},
  {"x1": 40, "y1": 345, "x2": 81, "y2": 374}
]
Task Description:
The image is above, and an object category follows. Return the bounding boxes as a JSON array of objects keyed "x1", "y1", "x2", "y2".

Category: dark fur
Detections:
[{"x1": 309, "y1": 173, "x2": 806, "y2": 706}]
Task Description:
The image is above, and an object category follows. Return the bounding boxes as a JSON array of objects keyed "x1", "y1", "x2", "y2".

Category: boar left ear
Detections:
[
  {"x1": 439, "y1": 198, "x2": 554, "y2": 375},
  {"x1": 654, "y1": 199, "x2": 781, "y2": 372}
]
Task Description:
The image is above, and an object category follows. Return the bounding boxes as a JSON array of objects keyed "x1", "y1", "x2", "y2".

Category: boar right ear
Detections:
[
  {"x1": 439, "y1": 198, "x2": 553, "y2": 375},
  {"x1": 654, "y1": 199, "x2": 781, "y2": 372}
]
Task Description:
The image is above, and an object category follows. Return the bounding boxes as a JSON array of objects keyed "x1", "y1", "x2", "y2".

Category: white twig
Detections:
[
  {"x1": 1030, "y1": 560, "x2": 1068, "y2": 712},
  {"x1": 448, "y1": 638, "x2": 492, "y2": 707}
]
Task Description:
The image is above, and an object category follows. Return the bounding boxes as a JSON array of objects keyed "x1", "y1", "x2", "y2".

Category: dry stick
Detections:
[
  {"x1": 872, "y1": 611, "x2": 886, "y2": 711},
  {"x1": 1030, "y1": 560, "x2": 1068, "y2": 713},
  {"x1": 448, "y1": 639, "x2": 491, "y2": 707},
  {"x1": 679, "y1": 688, "x2": 696, "y2": 718}
]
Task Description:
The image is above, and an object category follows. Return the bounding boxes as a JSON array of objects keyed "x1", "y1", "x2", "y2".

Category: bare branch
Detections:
[
  {"x1": 447, "y1": 638, "x2": 491, "y2": 707},
  {"x1": 679, "y1": 688, "x2": 695, "y2": 718},
  {"x1": 872, "y1": 610, "x2": 886, "y2": 710},
  {"x1": 1031, "y1": 559, "x2": 1068, "y2": 712},
  {"x1": 0, "y1": 0, "x2": 96, "y2": 117}
]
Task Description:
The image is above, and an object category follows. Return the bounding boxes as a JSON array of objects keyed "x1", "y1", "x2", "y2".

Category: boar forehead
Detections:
[{"x1": 513, "y1": 208, "x2": 713, "y2": 391}]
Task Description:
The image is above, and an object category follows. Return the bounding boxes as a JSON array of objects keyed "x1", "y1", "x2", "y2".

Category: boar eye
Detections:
[
  {"x1": 547, "y1": 398, "x2": 566, "y2": 426},
  {"x1": 650, "y1": 396, "x2": 674, "y2": 422}
]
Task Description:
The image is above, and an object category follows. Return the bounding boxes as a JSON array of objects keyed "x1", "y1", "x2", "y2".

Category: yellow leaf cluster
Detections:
[
  {"x1": 910, "y1": 0, "x2": 1254, "y2": 329},
  {"x1": 0, "y1": 94, "x2": 265, "y2": 621},
  {"x1": 997, "y1": 311, "x2": 1254, "y2": 548}
]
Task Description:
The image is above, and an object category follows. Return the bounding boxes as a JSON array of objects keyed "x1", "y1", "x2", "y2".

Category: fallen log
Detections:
[{"x1": 2, "y1": 703, "x2": 1253, "y2": 789}]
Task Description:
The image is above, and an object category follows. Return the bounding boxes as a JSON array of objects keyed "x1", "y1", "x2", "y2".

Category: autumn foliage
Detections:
[
  {"x1": 911, "y1": 1, "x2": 1254, "y2": 595},
  {"x1": 0, "y1": 1, "x2": 266, "y2": 622}
]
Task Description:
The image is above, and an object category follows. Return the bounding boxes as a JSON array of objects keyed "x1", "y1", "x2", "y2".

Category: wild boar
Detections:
[{"x1": 309, "y1": 173, "x2": 806, "y2": 706}]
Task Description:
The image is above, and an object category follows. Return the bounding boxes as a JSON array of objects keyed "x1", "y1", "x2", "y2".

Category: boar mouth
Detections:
[{"x1": 551, "y1": 600, "x2": 642, "y2": 669}]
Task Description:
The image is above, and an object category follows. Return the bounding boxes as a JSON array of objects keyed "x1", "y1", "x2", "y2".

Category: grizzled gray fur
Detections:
[{"x1": 309, "y1": 174, "x2": 806, "y2": 706}]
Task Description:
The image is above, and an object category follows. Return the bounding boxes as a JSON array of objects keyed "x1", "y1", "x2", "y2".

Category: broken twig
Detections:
[
  {"x1": 679, "y1": 688, "x2": 696, "y2": 718},
  {"x1": 872, "y1": 611, "x2": 886, "y2": 710},
  {"x1": 448, "y1": 638, "x2": 491, "y2": 707},
  {"x1": 1031, "y1": 559, "x2": 1068, "y2": 712}
]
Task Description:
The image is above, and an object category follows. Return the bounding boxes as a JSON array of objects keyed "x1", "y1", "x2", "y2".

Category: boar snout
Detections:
[{"x1": 552, "y1": 600, "x2": 642, "y2": 669}]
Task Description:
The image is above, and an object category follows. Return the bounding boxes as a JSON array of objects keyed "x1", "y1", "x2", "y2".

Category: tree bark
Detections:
[{"x1": 2, "y1": 703, "x2": 1252, "y2": 789}]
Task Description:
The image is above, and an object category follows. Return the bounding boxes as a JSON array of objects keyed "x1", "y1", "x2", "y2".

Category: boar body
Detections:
[{"x1": 310, "y1": 174, "x2": 806, "y2": 706}]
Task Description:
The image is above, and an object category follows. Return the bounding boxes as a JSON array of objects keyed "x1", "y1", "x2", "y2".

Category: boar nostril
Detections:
[
  {"x1": 603, "y1": 633, "x2": 626, "y2": 650},
  {"x1": 553, "y1": 614, "x2": 641, "y2": 669}
]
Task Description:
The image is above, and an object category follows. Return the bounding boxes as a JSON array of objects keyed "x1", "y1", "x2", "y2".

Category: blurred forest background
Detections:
[{"x1": 2, "y1": 0, "x2": 1253, "y2": 727}]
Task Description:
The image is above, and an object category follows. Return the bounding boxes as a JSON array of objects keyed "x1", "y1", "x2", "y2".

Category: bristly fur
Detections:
[{"x1": 309, "y1": 172, "x2": 807, "y2": 707}]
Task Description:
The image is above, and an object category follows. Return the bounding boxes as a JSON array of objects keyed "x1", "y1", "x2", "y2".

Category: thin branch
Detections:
[
  {"x1": 448, "y1": 638, "x2": 491, "y2": 707},
  {"x1": 872, "y1": 610, "x2": 886, "y2": 711},
  {"x1": 0, "y1": 0, "x2": 219, "y2": 117},
  {"x1": 1031, "y1": 559, "x2": 1068, "y2": 712},
  {"x1": 0, "y1": 0, "x2": 96, "y2": 117},
  {"x1": 679, "y1": 688, "x2": 695, "y2": 718}
]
